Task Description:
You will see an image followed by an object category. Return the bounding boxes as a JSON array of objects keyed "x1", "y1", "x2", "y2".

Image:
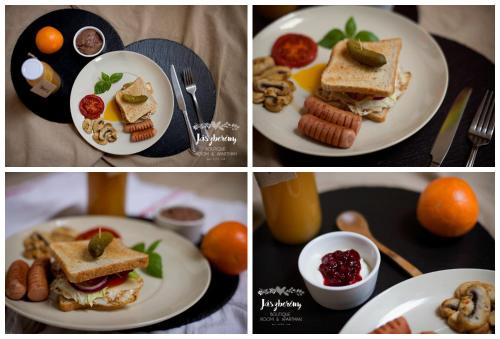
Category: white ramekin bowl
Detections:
[
  {"x1": 73, "y1": 26, "x2": 106, "y2": 58},
  {"x1": 154, "y1": 206, "x2": 205, "y2": 243},
  {"x1": 298, "y1": 231, "x2": 381, "y2": 310}
]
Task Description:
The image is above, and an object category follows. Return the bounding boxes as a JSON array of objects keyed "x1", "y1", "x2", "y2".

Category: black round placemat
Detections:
[
  {"x1": 253, "y1": 187, "x2": 494, "y2": 334},
  {"x1": 11, "y1": 9, "x2": 124, "y2": 123},
  {"x1": 125, "y1": 39, "x2": 216, "y2": 158},
  {"x1": 259, "y1": 34, "x2": 495, "y2": 166}
]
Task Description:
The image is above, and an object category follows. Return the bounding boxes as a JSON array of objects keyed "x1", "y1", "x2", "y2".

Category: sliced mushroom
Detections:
[
  {"x1": 254, "y1": 78, "x2": 291, "y2": 96},
  {"x1": 439, "y1": 298, "x2": 460, "y2": 318},
  {"x1": 253, "y1": 92, "x2": 265, "y2": 104},
  {"x1": 455, "y1": 282, "x2": 495, "y2": 307},
  {"x1": 469, "y1": 322, "x2": 491, "y2": 334},
  {"x1": 106, "y1": 130, "x2": 118, "y2": 143},
  {"x1": 264, "y1": 96, "x2": 291, "y2": 113},
  {"x1": 92, "y1": 119, "x2": 105, "y2": 133},
  {"x1": 281, "y1": 93, "x2": 293, "y2": 105},
  {"x1": 99, "y1": 123, "x2": 113, "y2": 141},
  {"x1": 93, "y1": 132, "x2": 108, "y2": 145},
  {"x1": 254, "y1": 66, "x2": 291, "y2": 81},
  {"x1": 82, "y1": 119, "x2": 93, "y2": 134},
  {"x1": 454, "y1": 285, "x2": 491, "y2": 332},
  {"x1": 253, "y1": 56, "x2": 275, "y2": 76}
]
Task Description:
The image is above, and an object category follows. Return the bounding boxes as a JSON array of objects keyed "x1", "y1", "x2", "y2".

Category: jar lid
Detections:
[{"x1": 21, "y1": 58, "x2": 44, "y2": 80}]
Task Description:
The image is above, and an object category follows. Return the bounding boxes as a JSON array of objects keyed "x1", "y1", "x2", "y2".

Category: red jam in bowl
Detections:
[{"x1": 319, "y1": 249, "x2": 362, "y2": 287}]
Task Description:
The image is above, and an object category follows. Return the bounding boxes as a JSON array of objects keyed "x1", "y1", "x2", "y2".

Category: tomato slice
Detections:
[
  {"x1": 79, "y1": 94, "x2": 104, "y2": 119},
  {"x1": 271, "y1": 33, "x2": 318, "y2": 68},
  {"x1": 106, "y1": 271, "x2": 131, "y2": 287},
  {"x1": 75, "y1": 226, "x2": 121, "y2": 240}
]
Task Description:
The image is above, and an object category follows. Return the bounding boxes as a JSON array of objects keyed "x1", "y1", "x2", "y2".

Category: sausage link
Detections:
[
  {"x1": 131, "y1": 128, "x2": 156, "y2": 142},
  {"x1": 298, "y1": 114, "x2": 356, "y2": 149},
  {"x1": 123, "y1": 119, "x2": 154, "y2": 133},
  {"x1": 27, "y1": 258, "x2": 49, "y2": 302},
  {"x1": 6, "y1": 260, "x2": 29, "y2": 300},
  {"x1": 304, "y1": 96, "x2": 362, "y2": 134}
]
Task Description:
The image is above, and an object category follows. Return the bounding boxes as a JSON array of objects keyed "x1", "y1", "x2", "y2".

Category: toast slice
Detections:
[
  {"x1": 50, "y1": 239, "x2": 148, "y2": 283},
  {"x1": 364, "y1": 71, "x2": 412, "y2": 122},
  {"x1": 321, "y1": 38, "x2": 402, "y2": 97},
  {"x1": 57, "y1": 295, "x2": 132, "y2": 311},
  {"x1": 115, "y1": 77, "x2": 158, "y2": 123}
]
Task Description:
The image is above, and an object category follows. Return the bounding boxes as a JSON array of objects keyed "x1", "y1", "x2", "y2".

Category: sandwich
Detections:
[
  {"x1": 49, "y1": 238, "x2": 148, "y2": 311},
  {"x1": 115, "y1": 77, "x2": 158, "y2": 123},
  {"x1": 317, "y1": 38, "x2": 411, "y2": 122}
]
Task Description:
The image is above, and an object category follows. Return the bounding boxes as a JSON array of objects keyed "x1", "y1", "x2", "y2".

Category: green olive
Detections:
[
  {"x1": 122, "y1": 94, "x2": 148, "y2": 104},
  {"x1": 88, "y1": 232, "x2": 114, "y2": 258},
  {"x1": 347, "y1": 39, "x2": 387, "y2": 67}
]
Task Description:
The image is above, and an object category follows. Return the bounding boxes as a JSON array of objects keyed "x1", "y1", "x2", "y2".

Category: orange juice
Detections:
[
  {"x1": 258, "y1": 172, "x2": 321, "y2": 244},
  {"x1": 88, "y1": 173, "x2": 127, "y2": 216}
]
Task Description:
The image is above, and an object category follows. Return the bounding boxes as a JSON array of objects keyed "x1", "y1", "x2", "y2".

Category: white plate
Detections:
[
  {"x1": 70, "y1": 51, "x2": 174, "y2": 155},
  {"x1": 253, "y1": 6, "x2": 448, "y2": 157},
  {"x1": 5, "y1": 216, "x2": 211, "y2": 331},
  {"x1": 340, "y1": 269, "x2": 494, "y2": 333}
]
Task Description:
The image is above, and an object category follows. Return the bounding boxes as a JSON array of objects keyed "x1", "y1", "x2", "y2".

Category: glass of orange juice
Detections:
[
  {"x1": 256, "y1": 172, "x2": 321, "y2": 244},
  {"x1": 87, "y1": 173, "x2": 127, "y2": 216}
]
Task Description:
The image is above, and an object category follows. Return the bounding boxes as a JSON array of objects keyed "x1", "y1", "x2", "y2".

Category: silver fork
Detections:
[
  {"x1": 183, "y1": 68, "x2": 209, "y2": 139},
  {"x1": 466, "y1": 90, "x2": 495, "y2": 166}
]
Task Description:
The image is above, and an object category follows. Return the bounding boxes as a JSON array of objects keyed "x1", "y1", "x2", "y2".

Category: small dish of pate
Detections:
[{"x1": 73, "y1": 26, "x2": 106, "y2": 57}]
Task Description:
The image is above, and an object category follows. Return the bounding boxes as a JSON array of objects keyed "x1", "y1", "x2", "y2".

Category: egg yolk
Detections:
[
  {"x1": 103, "y1": 98, "x2": 123, "y2": 122},
  {"x1": 292, "y1": 63, "x2": 327, "y2": 94}
]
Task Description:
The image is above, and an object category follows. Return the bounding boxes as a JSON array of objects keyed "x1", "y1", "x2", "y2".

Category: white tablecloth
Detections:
[{"x1": 5, "y1": 173, "x2": 247, "y2": 333}]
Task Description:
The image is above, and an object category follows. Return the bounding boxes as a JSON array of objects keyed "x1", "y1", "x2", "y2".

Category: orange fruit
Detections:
[
  {"x1": 35, "y1": 26, "x2": 64, "y2": 54},
  {"x1": 417, "y1": 177, "x2": 479, "y2": 237},
  {"x1": 201, "y1": 221, "x2": 247, "y2": 275}
]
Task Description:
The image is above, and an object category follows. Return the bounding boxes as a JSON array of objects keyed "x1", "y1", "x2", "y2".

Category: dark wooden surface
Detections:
[
  {"x1": 11, "y1": 8, "x2": 124, "y2": 123},
  {"x1": 253, "y1": 187, "x2": 494, "y2": 333},
  {"x1": 126, "y1": 39, "x2": 216, "y2": 158}
]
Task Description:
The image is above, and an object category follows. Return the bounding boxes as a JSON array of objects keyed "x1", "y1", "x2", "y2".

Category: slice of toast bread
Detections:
[
  {"x1": 321, "y1": 38, "x2": 402, "y2": 97},
  {"x1": 365, "y1": 71, "x2": 412, "y2": 122},
  {"x1": 50, "y1": 239, "x2": 148, "y2": 283}
]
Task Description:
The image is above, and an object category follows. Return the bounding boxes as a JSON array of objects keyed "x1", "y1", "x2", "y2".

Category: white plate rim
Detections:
[
  {"x1": 70, "y1": 50, "x2": 174, "y2": 156},
  {"x1": 253, "y1": 5, "x2": 449, "y2": 157},
  {"x1": 5, "y1": 216, "x2": 211, "y2": 331},
  {"x1": 340, "y1": 268, "x2": 494, "y2": 333}
]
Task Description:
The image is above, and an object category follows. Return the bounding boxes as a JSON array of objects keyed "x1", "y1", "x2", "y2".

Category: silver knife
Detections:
[
  {"x1": 430, "y1": 87, "x2": 472, "y2": 166},
  {"x1": 170, "y1": 64, "x2": 198, "y2": 154}
]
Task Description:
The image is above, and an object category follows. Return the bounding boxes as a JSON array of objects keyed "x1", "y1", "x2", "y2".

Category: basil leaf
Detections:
[
  {"x1": 318, "y1": 28, "x2": 345, "y2": 49},
  {"x1": 131, "y1": 242, "x2": 145, "y2": 252},
  {"x1": 355, "y1": 30, "x2": 379, "y2": 42},
  {"x1": 345, "y1": 17, "x2": 357, "y2": 38},
  {"x1": 146, "y1": 252, "x2": 163, "y2": 278},
  {"x1": 101, "y1": 72, "x2": 110, "y2": 82},
  {"x1": 103, "y1": 80, "x2": 111, "y2": 91},
  {"x1": 147, "y1": 239, "x2": 161, "y2": 254},
  {"x1": 110, "y1": 73, "x2": 123, "y2": 84},
  {"x1": 94, "y1": 80, "x2": 108, "y2": 94}
]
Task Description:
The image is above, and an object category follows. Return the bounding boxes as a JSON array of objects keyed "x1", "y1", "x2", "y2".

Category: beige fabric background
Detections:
[
  {"x1": 253, "y1": 5, "x2": 494, "y2": 166},
  {"x1": 6, "y1": 5, "x2": 247, "y2": 167},
  {"x1": 253, "y1": 172, "x2": 495, "y2": 238}
]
